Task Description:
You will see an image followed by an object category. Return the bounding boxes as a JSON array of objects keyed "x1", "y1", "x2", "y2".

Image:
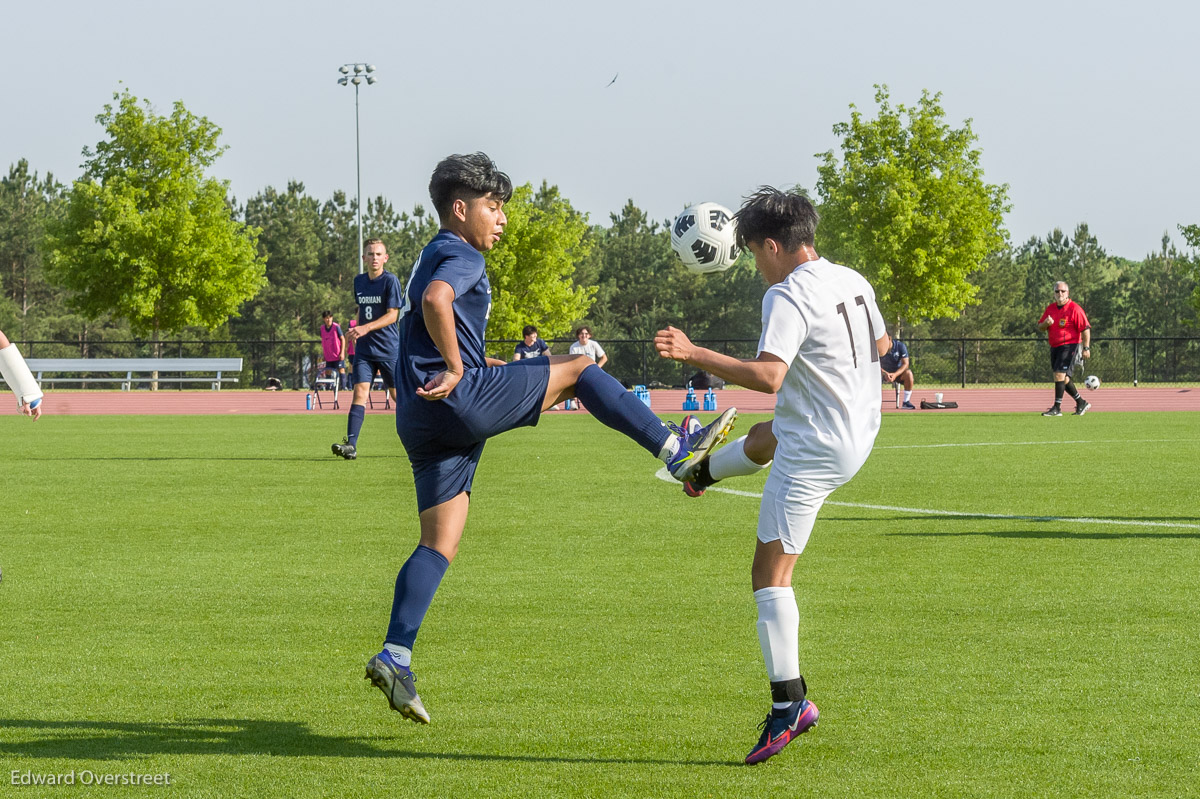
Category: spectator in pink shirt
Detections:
[{"x1": 319, "y1": 311, "x2": 347, "y2": 390}]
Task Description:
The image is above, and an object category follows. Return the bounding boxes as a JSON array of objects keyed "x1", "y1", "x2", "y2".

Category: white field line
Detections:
[
  {"x1": 874, "y1": 438, "x2": 1189, "y2": 450},
  {"x1": 653, "y1": 467, "x2": 1200, "y2": 531}
]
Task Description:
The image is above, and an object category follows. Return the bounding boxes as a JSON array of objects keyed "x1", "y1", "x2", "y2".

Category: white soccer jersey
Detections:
[{"x1": 757, "y1": 257, "x2": 887, "y2": 481}]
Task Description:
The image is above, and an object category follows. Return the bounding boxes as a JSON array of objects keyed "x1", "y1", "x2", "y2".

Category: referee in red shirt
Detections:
[{"x1": 1037, "y1": 281, "x2": 1091, "y2": 416}]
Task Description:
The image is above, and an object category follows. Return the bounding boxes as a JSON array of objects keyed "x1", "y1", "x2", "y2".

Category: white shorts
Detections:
[{"x1": 756, "y1": 469, "x2": 847, "y2": 555}]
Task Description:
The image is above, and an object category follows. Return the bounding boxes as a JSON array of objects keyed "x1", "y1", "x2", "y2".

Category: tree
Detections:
[
  {"x1": 318, "y1": 192, "x2": 438, "y2": 295},
  {"x1": 913, "y1": 248, "x2": 1029, "y2": 339},
  {"x1": 577, "y1": 200, "x2": 681, "y2": 341},
  {"x1": 1180, "y1": 223, "x2": 1200, "y2": 319},
  {"x1": 46, "y1": 90, "x2": 266, "y2": 344},
  {"x1": 0, "y1": 160, "x2": 65, "y2": 338},
  {"x1": 1017, "y1": 225, "x2": 1123, "y2": 334},
  {"x1": 483, "y1": 181, "x2": 594, "y2": 345},
  {"x1": 373, "y1": 201, "x2": 439, "y2": 282},
  {"x1": 1120, "y1": 233, "x2": 1199, "y2": 338},
  {"x1": 237, "y1": 181, "x2": 336, "y2": 340},
  {"x1": 815, "y1": 85, "x2": 1010, "y2": 329}
]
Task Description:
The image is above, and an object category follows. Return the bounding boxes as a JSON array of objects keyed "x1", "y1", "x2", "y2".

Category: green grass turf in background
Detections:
[{"x1": 2, "y1": 411, "x2": 1198, "y2": 797}]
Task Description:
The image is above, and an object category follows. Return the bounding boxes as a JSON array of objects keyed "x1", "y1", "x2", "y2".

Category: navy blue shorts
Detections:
[
  {"x1": 1050, "y1": 344, "x2": 1080, "y2": 377},
  {"x1": 397, "y1": 359, "x2": 550, "y2": 512},
  {"x1": 352, "y1": 355, "x2": 396, "y2": 388}
]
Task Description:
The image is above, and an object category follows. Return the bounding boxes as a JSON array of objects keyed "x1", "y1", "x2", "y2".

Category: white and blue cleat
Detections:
[{"x1": 666, "y1": 407, "x2": 737, "y2": 483}]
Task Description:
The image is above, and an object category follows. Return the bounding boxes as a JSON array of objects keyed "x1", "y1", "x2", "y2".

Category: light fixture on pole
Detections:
[{"x1": 337, "y1": 63, "x2": 378, "y2": 274}]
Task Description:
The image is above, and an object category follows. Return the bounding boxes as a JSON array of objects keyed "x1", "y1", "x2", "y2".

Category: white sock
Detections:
[
  {"x1": 657, "y1": 434, "x2": 681, "y2": 463},
  {"x1": 755, "y1": 586, "x2": 801, "y2": 702},
  {"x1": 709, "y1": 436, "x2": 770, "y2": 481},
  {"x1": 904, "y1": 390, "x2": 913, "y2": 402},
  {"x1": 383, "y1": 643, "x2": 412, "y2": 667}
]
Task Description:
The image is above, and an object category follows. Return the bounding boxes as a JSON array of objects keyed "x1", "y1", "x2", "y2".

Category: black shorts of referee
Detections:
[{"x1": 1049, "y1": 343, "x2": 1081, "y2": 376}]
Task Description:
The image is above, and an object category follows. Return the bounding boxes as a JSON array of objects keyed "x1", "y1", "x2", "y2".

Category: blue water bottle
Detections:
[{"x1": 305, "y1": 393, "x2": 313, "y2": 410}]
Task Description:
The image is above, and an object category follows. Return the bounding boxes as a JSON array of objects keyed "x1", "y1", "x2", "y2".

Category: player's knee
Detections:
[
  {"x1": 745, "y1": 422, "x2": 777, "y2": 464},
  {"x1": 550, "y1": 354, "x2": 591, "y2": 381}
]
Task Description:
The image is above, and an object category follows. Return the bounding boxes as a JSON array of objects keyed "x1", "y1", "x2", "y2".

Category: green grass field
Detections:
[{"x1": 2, "y1": 411, "x2": 1199, "y2": 797}]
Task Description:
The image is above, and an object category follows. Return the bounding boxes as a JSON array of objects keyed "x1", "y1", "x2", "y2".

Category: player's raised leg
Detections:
[{"x1": 542, "y1": 353, "x2": 737, "y2": 481}]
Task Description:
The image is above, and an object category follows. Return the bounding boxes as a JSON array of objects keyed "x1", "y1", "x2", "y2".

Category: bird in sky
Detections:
[{"x1": 606, "y1": 73, "x2": 618, "y2": 87}]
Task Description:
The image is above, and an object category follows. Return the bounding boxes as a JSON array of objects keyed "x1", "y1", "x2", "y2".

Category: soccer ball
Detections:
[
  {"x1": 670, "y1": 202, "x2": 739, "y2": 274},
  {"x1": 1085, "y1": 375, "x2": 1101, "y2": 391}
]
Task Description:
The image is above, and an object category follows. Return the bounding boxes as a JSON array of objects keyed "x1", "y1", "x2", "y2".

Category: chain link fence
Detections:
[
  {"x1": 16, "y1": 339, "x2": 319, "y2": 390},
  {"x1": 532, "y1": 337, "x2": 1200, "y2": 388},
  {"x1": 14, "y1": 336, "x2": 1200, "y2": 389}
]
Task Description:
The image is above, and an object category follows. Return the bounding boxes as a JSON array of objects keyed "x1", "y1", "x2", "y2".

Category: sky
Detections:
[{"x1": 4, "y1": 0, "x2": 1199, "y2": 261}]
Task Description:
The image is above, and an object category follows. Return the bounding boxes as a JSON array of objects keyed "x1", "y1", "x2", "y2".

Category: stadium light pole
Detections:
[{"x1": 337, "y1": 63, "x2": 378, "y2": 274}]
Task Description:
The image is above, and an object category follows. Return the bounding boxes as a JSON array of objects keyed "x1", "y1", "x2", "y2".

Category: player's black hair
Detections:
[
  {"x1": 322, "y1": 310, "x2": 332, "y2": 318},
  {"x1": 734, "y1": 186, "x2": 819, "y2": 252},
  {"x1": 522, "y1": 325, "x2": 538, "y2": 337},
  {"x1": 575, "y1": 326, "x2": 592, "y2": 337},
  {"x1": 429, "y1": 152, "x2": 514, "y2": 220}
]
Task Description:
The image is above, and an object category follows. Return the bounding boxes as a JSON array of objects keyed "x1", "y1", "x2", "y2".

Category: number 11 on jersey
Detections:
[{"x1": 835, "y1": 295, "x2": 879, "y2": 368}]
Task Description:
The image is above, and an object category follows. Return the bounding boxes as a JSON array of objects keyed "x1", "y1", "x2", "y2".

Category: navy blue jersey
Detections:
[
  {"x1": 397, "y1": 230, "x2": 492, "y2": 397},
  {"x1": 354, "y1": 270, "x2": 403, "y2": 361},
  {"x1": 880, "y1": 339, "x2": 909, "y2": 372},
  {"x1": 514, "y1": 338, "x2": 549, "y2": 359}
]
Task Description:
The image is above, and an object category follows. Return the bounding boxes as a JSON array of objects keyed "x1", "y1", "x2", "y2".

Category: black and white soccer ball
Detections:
[
  {"x1": 670, "y1": 202, "x2": 739, "y2": 274},
  {"x1": 1085, "y1": 375, "x2": 1101, "y2": 390}
]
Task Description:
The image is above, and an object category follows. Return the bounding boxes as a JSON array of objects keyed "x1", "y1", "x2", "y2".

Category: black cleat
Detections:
[
  {"x1": 332, "y1": 439, "x2": 357, "y2": 459},
  {"x1": 1073, "y1": 400, "x2": 1091, "y2": 416},
  {"x1": 1041, "y1": 406, "x2": 1063, "y2": 417}
]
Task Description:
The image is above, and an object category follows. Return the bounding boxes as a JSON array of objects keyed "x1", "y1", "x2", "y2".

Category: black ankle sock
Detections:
[{"x1": 692, "y1": 460, "x2": 715, "y2": 488}]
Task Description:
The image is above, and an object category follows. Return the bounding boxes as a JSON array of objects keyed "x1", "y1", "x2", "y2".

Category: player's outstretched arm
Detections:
[{"x1": 655, "y1": 326, "x2": 787, "y2": 394}]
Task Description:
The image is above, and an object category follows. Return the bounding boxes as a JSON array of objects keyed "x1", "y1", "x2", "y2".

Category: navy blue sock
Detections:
[
  {"x1": 573, "y1": 364, "x2": 671, "y2": 456},
  {"x1": 346, "y1": 404, "x2": 366, "y2": 446},
  {"x1": 385, "y1": 545, "x2": 451, "y2": 649}
]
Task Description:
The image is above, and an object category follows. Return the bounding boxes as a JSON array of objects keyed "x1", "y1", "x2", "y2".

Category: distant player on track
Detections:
[
  {"x1": 0, "y1": 328, "x2": 43, "y2": 420},
  {"x1": 655, "y1": 187, "x2": 890, "y2": 765},
  {"x1": 363, "y1": 152, "x2": 737, "y2": 724},
  {"x1": 1037, "y1": 281, "x2": 1091, "y2": 416},
  {"x1": 331, "y1": 239, "x2": 402, "y2": 459}
]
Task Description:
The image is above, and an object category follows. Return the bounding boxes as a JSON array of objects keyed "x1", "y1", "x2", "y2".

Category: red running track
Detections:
[{"x1": 7, "y1": 386, "x2": 1197, "y2": 416}]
